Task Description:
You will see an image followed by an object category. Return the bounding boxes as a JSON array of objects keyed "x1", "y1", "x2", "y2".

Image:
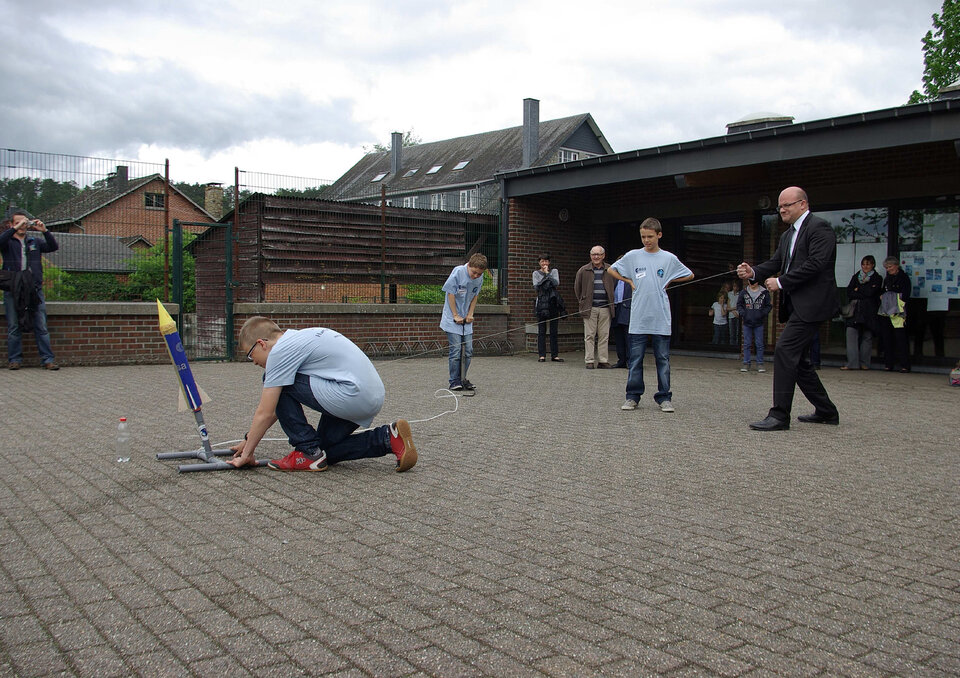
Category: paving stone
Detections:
[{"x1": 0, "y1": 356, "x2": 956, "y2": 675}]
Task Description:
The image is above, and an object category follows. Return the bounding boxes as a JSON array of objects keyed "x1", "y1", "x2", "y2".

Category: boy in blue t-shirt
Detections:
[
  {"x1": 228, "y1": 316, "x2": 417, "y2": 473},
  {"x1": 609, "y1": 218, "x2": 694, "y2": 413},
  {"x1": 440, "y1": 253, "x2": 488, "y2": 391}
]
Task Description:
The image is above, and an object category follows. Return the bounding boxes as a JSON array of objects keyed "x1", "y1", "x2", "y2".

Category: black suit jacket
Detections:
[{"x1": 752, "y1": 213, "x2": 839, "y2": 323}]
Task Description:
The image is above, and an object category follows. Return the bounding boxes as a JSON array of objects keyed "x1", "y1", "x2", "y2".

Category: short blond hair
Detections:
[{"x1": 239, "y1": 316, "x2": 283, "y2": 351}]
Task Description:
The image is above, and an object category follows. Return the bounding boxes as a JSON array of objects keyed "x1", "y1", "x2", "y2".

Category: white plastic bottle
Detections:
[{"x1": 116, "y1": 417, "x2": 130, "y2": 462}]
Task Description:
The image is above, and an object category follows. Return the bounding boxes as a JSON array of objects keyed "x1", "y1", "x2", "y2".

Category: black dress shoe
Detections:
[
  {"x1": 749, "y1": 416, "x2": 790, "y2": 431},
  {"x1": 797, "y1": 413, "x2": 839, "y2": 425}
]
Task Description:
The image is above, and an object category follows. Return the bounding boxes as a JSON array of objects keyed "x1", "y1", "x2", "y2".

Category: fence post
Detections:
[
  {"x1": 380, "y1": 184, "x2": 387, "y2": 303},
  {"x1": 172, "y1": 219, "x2": 183, "y2": 328}
]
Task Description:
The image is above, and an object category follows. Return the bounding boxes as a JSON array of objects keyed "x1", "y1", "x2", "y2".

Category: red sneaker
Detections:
[
  {"x1": 389, "y1": 420, "x2": 418, "y2": 473},
  {"x1": 267, "y1": 449, "x2": 328, "y2": 471}
]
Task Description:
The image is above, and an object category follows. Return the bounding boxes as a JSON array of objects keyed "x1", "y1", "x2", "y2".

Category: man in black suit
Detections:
[{"x1": 737, "y1": 187, "x2": 839, "y2": 431}]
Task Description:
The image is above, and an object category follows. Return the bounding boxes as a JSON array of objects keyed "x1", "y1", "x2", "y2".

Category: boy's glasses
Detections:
[{"x1": 245, "y1": 340, "x2": 260, "y2": 361}]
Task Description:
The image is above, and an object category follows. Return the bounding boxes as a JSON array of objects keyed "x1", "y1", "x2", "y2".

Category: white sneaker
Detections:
[
  {"x1": 621, "y1": 399, "x2": 638, "y2": 410},
  {"x1": 659, "y1": 400, "x2": 675, "y2": 413},
  {"x1": 740, "y1": 365, "x2": 749, "y2": 372},
  {"x1": 757, "y1": 366, "x2": 766, "y2": 373}
]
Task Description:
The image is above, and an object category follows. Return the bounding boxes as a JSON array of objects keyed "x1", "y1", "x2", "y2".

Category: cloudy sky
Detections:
[{"x1": 0, "y1": 0, "x2": 945, "y2": 186}]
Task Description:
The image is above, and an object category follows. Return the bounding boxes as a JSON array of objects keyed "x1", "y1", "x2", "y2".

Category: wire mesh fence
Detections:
[
  {"x1": 0, "y1": 149, "x2": 215, "y2": 307},
  {"x1": 1, "y1": 151, "x2": 504, "y2": 314}
]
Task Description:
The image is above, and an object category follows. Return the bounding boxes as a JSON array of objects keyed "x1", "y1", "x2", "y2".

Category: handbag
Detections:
[
  {"x1": 840, "y1": 299, "x2": 858, "y2": 318},
  {"x1": 878, "y1": 291, "x2": 901, "y2": 317}
]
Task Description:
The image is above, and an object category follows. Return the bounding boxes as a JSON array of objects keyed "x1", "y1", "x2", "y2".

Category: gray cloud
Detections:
[{"x1": 1, "y1": 1, "x2": 370, "y2": 156}]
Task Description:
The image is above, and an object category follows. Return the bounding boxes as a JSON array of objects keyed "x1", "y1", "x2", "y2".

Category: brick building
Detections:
[{"x1": 38, "y1": 166, "x2": 214, "y2": 245}]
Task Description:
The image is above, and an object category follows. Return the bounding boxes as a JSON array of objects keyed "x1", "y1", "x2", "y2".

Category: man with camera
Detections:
[{"x1": 0, "y1": 209, "x2": 59, "y2": 370}]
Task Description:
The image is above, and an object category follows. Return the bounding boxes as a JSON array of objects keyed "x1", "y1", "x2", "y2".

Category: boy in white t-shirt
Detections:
[
  {"x1": 609, "y1": 218, "x2": 694, "y2": 413},
  {"x1": 440, "y1": 253, "x2": 488, "y2": 391},
  {"x1": 228, "y1": 316, "x2": 417, "y2": 473}
]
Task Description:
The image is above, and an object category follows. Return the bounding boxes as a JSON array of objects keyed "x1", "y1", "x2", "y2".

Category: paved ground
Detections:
[{"x1": 0, "y1": 353, "x2": 958, "y2": 677}]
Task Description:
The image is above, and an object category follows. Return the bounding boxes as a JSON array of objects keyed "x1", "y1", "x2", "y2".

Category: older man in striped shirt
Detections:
[{"x1": 574, "y1": 245, "x2": 616, "y2": 369}]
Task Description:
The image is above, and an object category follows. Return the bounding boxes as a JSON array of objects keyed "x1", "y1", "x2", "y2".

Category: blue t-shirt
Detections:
[
  {"x1": 439, "y1": 264, "x2": 483, "y2": 334},
  {"x1": 263, "y1": 328, "x2": 385, "y2": 427},
  {"x1": 611, "y1": 249, "x2": 692, "y2": 335}
]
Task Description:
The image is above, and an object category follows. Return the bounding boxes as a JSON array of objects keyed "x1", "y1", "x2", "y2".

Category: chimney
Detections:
[
  {"x1": 937, "y1": 78, "x2": 960, "y2": 100},
  {"x1": 204, "y1": 183, "x2": 224, "y2": 220},
  {"x1": 390, "y1": 131, "x2": 403, "y2": 176},
  {"x1": 522, "y1": 98, "x2": 540, "y2": 168},
  {"x1": 114, "y1": 165, "x2": 129, "y2": 190},
  {"x1": 725, "y1": 113, "x2": 794, "y2": 135}
]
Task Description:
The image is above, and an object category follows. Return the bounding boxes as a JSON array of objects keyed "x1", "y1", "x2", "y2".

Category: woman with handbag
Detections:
[
  {"x1": 842, "y1": 255, "x2": 882, "y2": 370},
  {"x1": 533, "y1": 254, "x2": 564, "y2": 362},
  {"x1": 878, "y1": 256, "x2": 911, "y2": 373}
]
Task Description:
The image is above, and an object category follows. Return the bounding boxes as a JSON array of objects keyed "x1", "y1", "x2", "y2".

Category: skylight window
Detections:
[
  {"x1": 452, "y1": 160, "x2": 470, "y2": 171},
  {"x1": 403, "y1": 168, "x2": 419, "y2": 178},
  {"x1": 426, "y1": 165, "x2": 442, "y2": 174},
  {"x1": 371, "y1": 172, "x2": 388, "y2": 182}
]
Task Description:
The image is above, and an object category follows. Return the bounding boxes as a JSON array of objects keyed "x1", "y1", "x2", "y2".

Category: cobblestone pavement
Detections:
[{"x1": 0, "y1": 354, "x2": 958, "y2": 676}]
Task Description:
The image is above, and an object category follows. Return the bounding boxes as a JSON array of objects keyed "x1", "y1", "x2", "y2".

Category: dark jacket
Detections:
[
  {"x1": 0, "y1": 269, "x2": 41, "y2": 333},
  {"x1": 573, "y1": 262, "x2": 615, "y2": 319},
  {"x1": 736, "y1": 286, "x2": 771, "y2": 327},
  {"x1": 882, "y1": 268, "x2": 911, "y2": 300},
  {"x1": 533, "y1": 269, "x2": 564, "y2": 320},
  {"x1": 751, "y1": 213, "x2": 839, "y2": 323},
  {"x1": 0, "y1": 228, "x2": 59, "y2": 287},
  {"x1": 845, "y1": 270, "x2": 883, "y2": 330}
]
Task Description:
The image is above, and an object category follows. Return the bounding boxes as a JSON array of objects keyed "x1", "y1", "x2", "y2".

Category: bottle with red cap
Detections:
[{"x1": 116, "y1": 417, "x2": 130, "y2": 462}]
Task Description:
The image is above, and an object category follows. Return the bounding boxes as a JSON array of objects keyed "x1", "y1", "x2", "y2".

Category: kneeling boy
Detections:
[{"x1": 229, "y1": 316, "x2": 417, "y2": 472}]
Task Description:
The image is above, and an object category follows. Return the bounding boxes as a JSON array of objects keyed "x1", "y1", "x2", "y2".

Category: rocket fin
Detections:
[{"x1": 178, "y1": 383, "x2": 211, "y2": 412}]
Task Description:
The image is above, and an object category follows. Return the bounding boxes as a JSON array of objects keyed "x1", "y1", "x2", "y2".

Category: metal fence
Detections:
[
  {"x1": 0, "y1": 149, "x2": 180, "y2": 304},
  {"x1": 1, "y1": 151, "x2": 504, "y2": 312}
]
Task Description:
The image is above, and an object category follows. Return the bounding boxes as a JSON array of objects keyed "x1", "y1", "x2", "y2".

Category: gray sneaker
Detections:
[
  {"x1": 620, "y1": 399, "x2": 638, "y2": 410},
  {"x1": 757, "y1": 366, "x2": 766, "y2": 373},
  {"x1": 740, "y1": 365, "x2": 749, "y2": 372},
  {"x1": 659, "y1": 400, "x2": 675, "y2": 413}
]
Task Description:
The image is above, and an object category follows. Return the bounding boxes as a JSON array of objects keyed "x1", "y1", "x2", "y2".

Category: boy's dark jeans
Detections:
[
  {"x1": 275, "y1": 373, "x2": 389, "y2": 463},
  {"x1": 625, "y1": 334, "x2": 671, "y2": 405}
]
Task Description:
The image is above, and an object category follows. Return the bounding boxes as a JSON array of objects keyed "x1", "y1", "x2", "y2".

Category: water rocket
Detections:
[
  {"x1": 154, "y1": 299, "x2": 267, "y2": 472},
  {"x1": 157, "y1": 299, "x2": 209, "y2": 412}
]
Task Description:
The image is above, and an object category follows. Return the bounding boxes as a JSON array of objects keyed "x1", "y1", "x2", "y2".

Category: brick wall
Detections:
[
  {"x1": 508, "y1": 193, "x2": 614, "y2": 354},
  {"x1": 0, "y1": 303, "x2": 178, "y2": 367},
  {"x1": 0, "y1": 302, "x2": 512, "y2": 367},
  {"x1": 232, "y1": 303, "x2": 514, "y2": 361}
]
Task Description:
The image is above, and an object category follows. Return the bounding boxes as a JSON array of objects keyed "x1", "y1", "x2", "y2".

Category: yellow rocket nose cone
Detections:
[{"x1": 157, "y1": 299, "x2": 177, "y2": 334}]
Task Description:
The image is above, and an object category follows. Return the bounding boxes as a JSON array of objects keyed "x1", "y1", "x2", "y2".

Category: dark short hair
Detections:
[
  {"x1": 3, "y1": 208, "x2": 30, "y2": 226},
  {"x1": 861, "y1": 255, "x2": 876, "y2": 266},
  {"x1": 639, "y1": 217, "x2": 662, "y2": 233},
  {"x1": 538, "y1": 253, "x2": 550, "y2": 262}
]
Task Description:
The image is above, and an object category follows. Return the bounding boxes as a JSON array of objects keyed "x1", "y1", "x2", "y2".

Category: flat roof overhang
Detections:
[{"x1": 499, "y1": 101, "x2": 960, "y2": 198}]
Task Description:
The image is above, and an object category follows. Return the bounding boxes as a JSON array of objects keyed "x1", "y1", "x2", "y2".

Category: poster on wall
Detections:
[{"x1": 900, "y1": 250, "x2": 958, "y2": 312}]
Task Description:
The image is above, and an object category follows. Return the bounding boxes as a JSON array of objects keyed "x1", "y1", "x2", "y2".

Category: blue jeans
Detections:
[
  {"x1": 626, "y1": 334, "x2": 672, "y2": 404},
  {"x1": 274, "y1": 373, "x2": 389, "y2": 463},
  {"x1": 711, "y1": 324, "x2": 727, "y2": 345},
  {"x1": 446, "y1": 330, "x2": 473, "y2": 386},
  {"x1": 728, "y1": 317, "x2": 740, "y2": 346},
  {"x1": 4, "y1": 290, "x2": 55, "y2": 365},
  {"x1": 742, "y1": 324, "x2": 764, "y2": 364}
]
